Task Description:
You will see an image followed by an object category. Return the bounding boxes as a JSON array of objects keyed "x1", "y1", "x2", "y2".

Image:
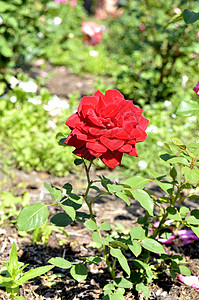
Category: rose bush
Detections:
[{"x1": 64, "y1": 89, "x2": 149, "y2": 168}]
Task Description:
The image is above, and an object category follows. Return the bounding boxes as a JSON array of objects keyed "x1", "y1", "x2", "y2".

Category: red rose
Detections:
[{"x1": 64, "y1": 90, "x2": 149, "y2": 168}]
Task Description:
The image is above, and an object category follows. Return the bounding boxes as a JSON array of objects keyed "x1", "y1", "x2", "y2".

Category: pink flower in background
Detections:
[
  {"x1": 177, "y1": 229, "x2": 199, "y2": 246},
  {"x1": 193, "y1": 82, "x2": 199, "y2": 96},
  {"x1": 178, "y1": 275, "x2": 199, "y2": 289},
  {"x1": 55, "y1": 0, "x2": 67, "y2": 3},
  {"x1": 81, "y1": 22, "x2": 104, "y2": 46},
  {"x1": 173, "y1": 7, "x2": 181, "y2": 14},
  {"x1": 196, "y1": 32, "x2": 199, "y2": 40},
  {"x1": 139, "y1": 23, "x2": 145, "y2": 32},
  {"x1": 70, "y1": 0, "x2": 77, "y2": 6}
]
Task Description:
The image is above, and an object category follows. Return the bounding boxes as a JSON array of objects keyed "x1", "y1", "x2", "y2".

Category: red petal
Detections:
[
  {"x1": 89, "y1": 127, "x2": 106, "y2": 136},
  {"x1": 72, "y1": 128, "x2": 95, "y2": 142},
  {"x1": 100, "y1": 136, "x2": 124, "y2": 151},
  {"x1": 64, "y1": 134, "x2": 86, "y2": 148},
  {"x1": 139, "y1": 116, "x2": 149, "y2": 131},
  {"x1": 136, "y1": 128, "x2": 147, "y2": 142},
  {"x1": 101, "y1": 150, "x2": 123, "y2": 168},
  {"x1": 128, "y1": 146, "x2": 138, "y2": 157},
  {"x1": 104, "y1": 128, "x2": 129, "y2": 139},
  {"x1": 86, "y1": 141, "x2": 107, "y2": 153},
  {"x1": 86, "y1": 109, "x2": 105, "y2": 127},
  {"x1": 65, "y1": 113, "x2": 82, "y2": 129},
  {"x1": 78, "y1": 96, "x2": 98, "y2": 117},
  {"x1": 73, "y1": 147, "x2": 94, "y2": 160},
  {"x1": 119, "y1": 144, "x2": 132, "y2": 153},
  {"x1": 105, "y1": 90, "x2": 124, "y2": 104}
]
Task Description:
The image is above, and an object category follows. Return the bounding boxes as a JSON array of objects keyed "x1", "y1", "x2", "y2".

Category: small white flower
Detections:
[
  {"x1": 182, "y1": 75, "x2": 188, "y2": 87},
  {"x1": 157, "y1": 141, "x2": 163, "y2": 147},
  {"x1": 138, "y1": 160, "x2": 148, "y2": 170},
  {"x1": 168, "y1": 128, "x2": 174, "y2": 132},
  {"x1": 164, "y1": 100, "x2": 171, "y2": 107},
  {"x1": 53, "y1": 16, "x2": 62, "y2": 26},
  {"x1": 19, "y1": 81, "x2": 38, "y2": 93},
  {"x1": 10, "y1": 96, "x2": 17, "y2": 103},
  {"x1": 48, "y1": 120, "x2": 56, "y2": 129},
  {"x1": 89, "y1": 50, "x2": 99, "y2": 57},
  {"x1": 49, "y1": 108, "x2": 61, "y2": 116},
  {"x1": 10, "y1": 76, "x2": 18, "y2": 89},
  {"x1": 0, "y1": 16, "x2": 3, "y2": 25},
  {"x1": 37, "y1": 32, "x2": 44, "y2": 38},
  {"x1": 28, "y1": 97, "x2": 41, "y2": 105},
  {"x1": 146, "y1": 125, "x2": 158, "y2": 133},
  {"x1": 189, "y1": 116, "x2": 197, "y2": 122},
  {"x1": 171, "y1": 113, "x2": 177, "y2": 119}
]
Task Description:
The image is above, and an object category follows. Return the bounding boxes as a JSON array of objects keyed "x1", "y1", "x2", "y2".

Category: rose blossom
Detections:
[
  {"x1": 81, "y1": 22, "x2": 104, "y2": 46},
  {"x1": 64, "y1": 90, "x2": 149, "y2": 168},
  {"x1": 193, "y1": 82, "x2": 199, "y2": 96}
]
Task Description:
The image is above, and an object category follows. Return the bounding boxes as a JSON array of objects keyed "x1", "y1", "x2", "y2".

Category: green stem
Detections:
[{"x1": 82, "y1": 160, "x2": 115, "y2": 280}]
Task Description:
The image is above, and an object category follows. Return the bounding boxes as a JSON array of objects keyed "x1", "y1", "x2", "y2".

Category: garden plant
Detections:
[
  {"x1": 0, "y1": 0, "x2": 199, "y2": 299},
  {"x1": 16, "y1": 89, "x2": 199, "y2": 299}
]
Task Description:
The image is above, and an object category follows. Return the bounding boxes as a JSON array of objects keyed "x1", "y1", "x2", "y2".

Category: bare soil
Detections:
[{"x1": 0, "y1": 67, "x2": 199, "y2": 299}]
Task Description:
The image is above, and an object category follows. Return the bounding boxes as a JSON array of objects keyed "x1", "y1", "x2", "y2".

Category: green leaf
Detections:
[
  {"x1": 110, "y1": 248, "x2": 130, "y2": 276},
  {"x1": 190, "y1": 226, "x2": 199, "y2": 238},
  {"x1": 186, "y1": 209, "x2": 199, "y2": 225},
  {"x1": 50, "y1": 213, "x2": 73, "y2": 227},
  {"x1": 130, "y1": 190, "x2": 154, "y2": 216},
  {"x1": 74, "y1": 158, "x2": 84, "y2": 165},
  {"x1": 44, "y1": 183, "x2": 62, "y2": 202},
  {"x1": 130, "y1": 226, "x2": 146, "y2": 241},
  {"x1": 17, "y1": 203, "x2": 49, "y2": 231},
  {"x1": 123, "y1": 176, "x2": 149, "y2": 190},
  {"x1": 92, "y1": 231, "x2": 108, "y2": 245},
  {"x1": 167, "y1": 157, "x2": 189, "y2": 167},
  {"x1": 84, "y1": 220, "x2": 98, "y2": 231},
  {"x1": 178, "y1": 265, "x2": 191, "y2": 276},
  {"x1": 180, "y1": 206, "x2": 190, "y2": 219},
  {"x1": 111, "y1": 240, "x2": 128, "y2": 250},
  {"x1": 114, "y1": 277, "x2": 132, "y2": 289},
  {"x1": 99, "y1": 222, "x2": 111, "y2": 231},
  {"x1": 85, "y1": 256, "x2": 102, "y2": 264},
  {"x1": 171, "y1": 138, "x2": 186, "y2": 150},
  {"x1": 136, "y1": 282, "x2": 150, "y2": 298},
  {"x1": 107, "y1": 184, "x2": 123, "y2": 193},
  {"x1": 128, "y1": 240, "x2": 142, "y2": 257},
  {"x1": 48, "y1": 257, "x2": 72, "y2": 269},
  {"x1": 182, "y1": 167, "x2": 199, "y2": 184},
  {"x1": 182, "y1": 9, "x2": 199, "y2": 24},
  {"x1": 59, "y1": 203, "x2": 76, "y2": 221},
  {"x1": 8, "y1": 242, "x2": 18, "y2": 277},
  {"x1": 163, "y1": 12, "x2": 182, "y2": 30},
  {"x1": 16, "y1": 265, "x2": 54, "y2": 285},
  {"x1": 141, "y1": 238, "x2": 166, "y2": 254},
  {"x1": 62, "y1": 193, "x2": 82, "y2": 211},
  {"x1": 62, "y1": 183, "x2": 73, "y2": 195},
  {"x1": 176, "y1": 100, "x2": 199, "y2": 116},
  {"x1": 115, "y1": 191, "x2": 130, "y2": 206},
  {"x1": 167, "y1": 207, "x2": 181, "y2": 221},
  {"x1": 133, "y1": 259, "x2": 150, "y2": 270},
  {"x1": 155, "y1": 181, "x2": 173, "y2": 196},
  {"x1": 70, "y1": 264, "x2": 88, "y2": 282}
]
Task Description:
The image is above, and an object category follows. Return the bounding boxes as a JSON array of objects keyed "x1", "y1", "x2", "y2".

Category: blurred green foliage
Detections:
[{"x1": 105, "y1": 0, "x2": 199, "y2": 104}]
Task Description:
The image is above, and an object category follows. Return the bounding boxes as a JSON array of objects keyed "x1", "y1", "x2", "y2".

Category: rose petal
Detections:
[
  {"x1": 101, "y1": 150, "x2": 123, "y2": 168},
  {"x1": 100, "y1": 136, "x2": 124, "y2": 151}
]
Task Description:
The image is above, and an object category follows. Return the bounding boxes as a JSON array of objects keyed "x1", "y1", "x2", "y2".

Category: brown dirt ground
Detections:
[{"x1": 0, "y1": 67, "x2": 199, "y2": 299}]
